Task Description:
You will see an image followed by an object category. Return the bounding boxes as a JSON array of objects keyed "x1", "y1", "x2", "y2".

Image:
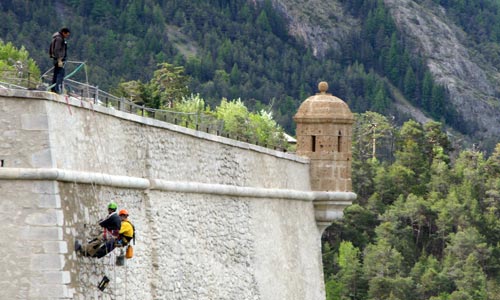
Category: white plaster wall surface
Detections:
[
  {"x1": 0, "y1": 180, "x2": 71, "y2": 299},
  {"x1": 0, "y1": 90, "x2": 329, "y2": 299},
  {"x1": 251, "y1": 198, "x2": 324, "y2": 300},
  {"x1": 0, "y1": 97, "x2": 53, "y2": 168}
]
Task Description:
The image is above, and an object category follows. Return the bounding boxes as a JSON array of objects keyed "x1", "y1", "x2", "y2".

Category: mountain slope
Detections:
[
  {"x1": 271, "y1": 0, "x2": 500, "y2": 148},
  {"x1": 265, "y1": 0, "x2": 359, "y2": 57},
  {"x1": 1, "y1": 0, "x2": 499, "y2": 149},
  {"x1": 384, "y1": 0, "x2": 500, "y2": 144}
]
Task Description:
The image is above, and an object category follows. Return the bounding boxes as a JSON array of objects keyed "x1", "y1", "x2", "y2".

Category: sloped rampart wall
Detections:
[{"x1": 0, "y1": 90, "x2": 328, "y2": 300}]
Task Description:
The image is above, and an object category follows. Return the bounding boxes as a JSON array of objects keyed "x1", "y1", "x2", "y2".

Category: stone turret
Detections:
[{"x1": 294, "y1": 82, "x2": 355, "y2": 231}]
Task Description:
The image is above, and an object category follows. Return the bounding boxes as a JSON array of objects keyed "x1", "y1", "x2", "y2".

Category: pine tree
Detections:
[
  {"x1": 421, "y1": 71, "x2": 433, "y2": 111},
  {"x1": 403, "y1": 66, "x2": 417, "y2": 103}
]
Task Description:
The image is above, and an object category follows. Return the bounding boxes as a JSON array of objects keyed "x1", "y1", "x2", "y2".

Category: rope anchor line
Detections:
[{"x1": 43, "y1": 61, "x2": 86, "y2": 91}]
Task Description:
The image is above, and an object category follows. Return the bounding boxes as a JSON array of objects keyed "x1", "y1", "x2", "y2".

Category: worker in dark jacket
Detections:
[
  {"x1": 49, "y1": 27, "x2": 70, "y2": 94},
  {"x1": 76, "y1": 202, "x2": 122, "y2": 258}
]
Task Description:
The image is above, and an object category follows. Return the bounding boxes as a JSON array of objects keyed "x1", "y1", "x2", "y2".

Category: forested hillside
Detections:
[
  {"x1": 0, "y1": 0, "x2": 471, "y2": 140},
  {"x1": 321, "y1": 111, "x2": 500, "y2": 299}
]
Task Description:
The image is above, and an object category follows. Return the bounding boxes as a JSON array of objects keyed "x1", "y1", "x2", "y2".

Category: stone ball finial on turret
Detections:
[
  {"x1": 294, "y1": 81, "x2": 354, "y2": 131},
  {"x1": 318, "y1": 81, "x2": 328, "y2": 94}
]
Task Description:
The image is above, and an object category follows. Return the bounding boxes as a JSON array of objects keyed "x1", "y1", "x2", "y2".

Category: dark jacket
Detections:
[
  {"x1": 99, "y1": 212, "x2": 121, "y2": 231},
  {"x1": 50, "y1": 32, "x2": 67, "y2": 61}
]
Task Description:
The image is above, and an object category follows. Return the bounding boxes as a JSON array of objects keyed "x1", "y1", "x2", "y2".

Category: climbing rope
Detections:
[
  {"x1": 45, "y1": 60, "x2": 133, "y2": 298},
  {"x1": 125, "y1": 257, "x2": 128, "y2": 300},
  {"x1": 45, "y1": 61, "x2": 86, "y2": 92},
  {"x1": 81, "y1": 62, "x2": 119, "y2": 299},
  {"x1": 55, "y1": 61, "x2": 120, "y2": 298}
]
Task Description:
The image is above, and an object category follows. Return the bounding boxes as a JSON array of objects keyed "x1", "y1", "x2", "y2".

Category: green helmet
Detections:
[{"x1": 108, "y1": 201, "x2": 118, "y2": 210}]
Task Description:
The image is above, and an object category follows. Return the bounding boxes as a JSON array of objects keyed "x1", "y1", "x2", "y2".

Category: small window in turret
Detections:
[
  {"x1": 312, "y1": 136, "x2": 316, "y2": 152},
  {"x1": 337, "y1": 131, "x2": 342, "y2": 152}
]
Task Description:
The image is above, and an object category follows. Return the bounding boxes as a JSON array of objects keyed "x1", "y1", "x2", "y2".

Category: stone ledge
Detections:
[{"x1": 0, "y1": 167, "x2": 357, "y2": 203}]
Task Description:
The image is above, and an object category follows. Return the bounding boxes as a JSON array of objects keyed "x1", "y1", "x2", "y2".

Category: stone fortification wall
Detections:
[{"x1": 0, "y1": 89, "x2": 333, "y2": 299}]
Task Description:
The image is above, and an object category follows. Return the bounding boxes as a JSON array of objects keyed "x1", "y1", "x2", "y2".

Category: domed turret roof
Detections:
[{"x1": 294, "y1": 82, "x2": 354, "y2": 123}]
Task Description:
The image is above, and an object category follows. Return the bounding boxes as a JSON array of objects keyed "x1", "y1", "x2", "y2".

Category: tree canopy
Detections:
[
  {"x1": 324, "y1": 111, "x2": 500, "y2": 300},
  {"x1": 0, "y1": 40, "x2": 40, "y2": 88}
]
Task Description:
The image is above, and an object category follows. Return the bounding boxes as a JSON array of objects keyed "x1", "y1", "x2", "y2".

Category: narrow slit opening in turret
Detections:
[
  {"x1": 337, "y1": 131, "x2": 342, "y2": 152},
  {"x1": 312, "y1": 136, "x2": 316, "y2": 152}
]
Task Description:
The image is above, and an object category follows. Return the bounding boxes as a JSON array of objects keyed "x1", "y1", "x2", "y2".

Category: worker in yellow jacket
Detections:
[{"x1": 117, "y1": 209, "x2": 135, "y2": 246}]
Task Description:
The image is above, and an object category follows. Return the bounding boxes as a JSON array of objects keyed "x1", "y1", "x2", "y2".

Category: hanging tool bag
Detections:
[{"x1": 125, "y1": 245, "x2": 134, "y2": 259}]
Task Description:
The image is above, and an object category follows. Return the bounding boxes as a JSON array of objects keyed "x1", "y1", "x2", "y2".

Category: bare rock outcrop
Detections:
[
  {"x1": 257, "y1": 0, "x2": 359, "y2": 57},
  {"x1": 384, "y1": 0, "x2": 500, "y2": 140}
]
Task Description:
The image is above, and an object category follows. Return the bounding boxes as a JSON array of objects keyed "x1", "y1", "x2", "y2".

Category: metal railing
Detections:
[
  {"x1": 0, "y1": 68, "x2": 37, "y2": 90},
  {"x1": 1, "y1": 64, "x2": 290, "y2": 152}
]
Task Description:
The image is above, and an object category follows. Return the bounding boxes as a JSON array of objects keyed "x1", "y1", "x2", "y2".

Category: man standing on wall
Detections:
[{"x1": 49, "y1": 27, "x2": 70, "y2": 94}]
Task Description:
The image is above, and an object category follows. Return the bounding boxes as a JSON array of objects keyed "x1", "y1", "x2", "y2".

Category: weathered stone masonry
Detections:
[{"x1": 0, "y1": 87, "x2": 355, "y2": 299}]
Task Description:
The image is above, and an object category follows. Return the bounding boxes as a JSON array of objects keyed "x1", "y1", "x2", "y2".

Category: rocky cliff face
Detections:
[
  {"x1": 267, "y1": 0, "x2": 500, "y2": 147},
  {"x1": 384, "y1": 0, "x2": 500, "y2": 143},
  {"x1": 264, "y1": 0, "x2": 359, "y2": 57}
]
